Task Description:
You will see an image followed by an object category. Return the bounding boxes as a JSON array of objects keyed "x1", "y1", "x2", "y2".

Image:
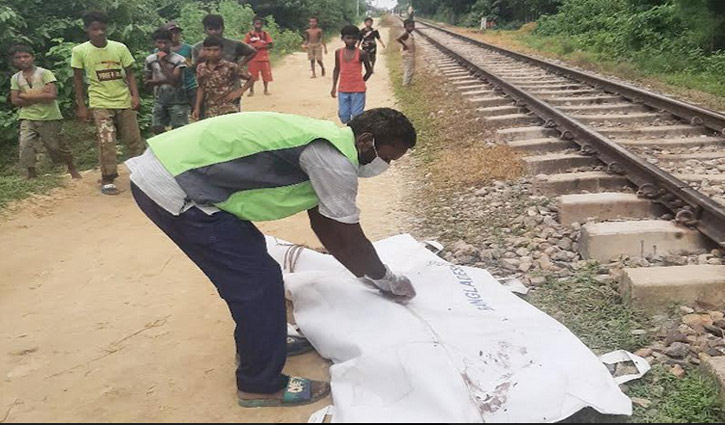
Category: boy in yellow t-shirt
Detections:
[
  {"x1": 9, "y1": 45, "x2": 81, "y2": 179},
  {"x1": 71, "y1": 11, "x2": 144, "y2": 195}
]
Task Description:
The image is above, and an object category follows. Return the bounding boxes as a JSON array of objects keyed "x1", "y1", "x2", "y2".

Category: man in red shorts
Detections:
[{"x1": 244, "y1": 16, "x2": 274, "y2": 96}]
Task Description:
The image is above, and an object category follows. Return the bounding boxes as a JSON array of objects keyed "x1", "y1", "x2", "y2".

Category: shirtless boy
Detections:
[{"x1": 302, "y1": 16, "x2": 327, "y2": 78}]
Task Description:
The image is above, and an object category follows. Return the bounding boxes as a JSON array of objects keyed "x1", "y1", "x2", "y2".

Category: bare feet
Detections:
[
  {"x1": 264, "y1": 91, "x2": 271, "y2": 96},
  {"x1": 68, "y1": 166, "x2": 82, "y2": 179}
]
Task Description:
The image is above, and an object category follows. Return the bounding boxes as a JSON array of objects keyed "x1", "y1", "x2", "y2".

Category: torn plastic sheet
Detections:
[
  {"x1": 267, "y1": 234, "x2": 632, "y2": 423},
  {"x1": 600, "y1": 350, "x2": 652, "y2": 385},
  {"x1": 308, "y1": 405, "x2": 335, "y2": 423},
  {"x1": 498, "y1": 276, "x2": 530, "y2": 295}
]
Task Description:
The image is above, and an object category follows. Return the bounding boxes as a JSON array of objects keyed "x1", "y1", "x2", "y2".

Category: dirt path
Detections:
[{"x1": 0, "y1": 24, "x2": 409, "y2": 422}]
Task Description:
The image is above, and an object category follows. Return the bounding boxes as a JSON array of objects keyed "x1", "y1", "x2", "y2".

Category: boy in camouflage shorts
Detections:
[
  {"x1": 71, "y1": 11, "x2": 144, "y2": 195},
  {"x1": 9, "y1": 45, "x2": 81, "y2": 179}
]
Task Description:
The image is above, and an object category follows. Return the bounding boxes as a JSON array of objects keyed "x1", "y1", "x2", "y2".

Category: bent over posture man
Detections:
[{"x1": 126, "y1": 109, "x2": 417, "y2": 407}]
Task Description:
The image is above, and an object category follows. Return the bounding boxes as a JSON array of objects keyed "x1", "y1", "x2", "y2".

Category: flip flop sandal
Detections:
[
  {"x1": 238, "y1": 377, "x2": 330, "y2": 408},
  {"x1": 101, "y1": 183, "x2": 120, "y2": 195}
]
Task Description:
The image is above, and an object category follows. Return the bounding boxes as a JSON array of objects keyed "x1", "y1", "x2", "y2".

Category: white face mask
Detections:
[{"x1": 357, "y1": 140, "x2": 390, "y2": 178}]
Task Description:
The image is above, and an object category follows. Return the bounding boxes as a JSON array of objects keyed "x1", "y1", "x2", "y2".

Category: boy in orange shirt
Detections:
[
  {"x1": 331, "y1": 25, "x2": 373, "y2": 124},
  {"x1": 244, "y1": 16, "x2": 274, "y2": 96}
]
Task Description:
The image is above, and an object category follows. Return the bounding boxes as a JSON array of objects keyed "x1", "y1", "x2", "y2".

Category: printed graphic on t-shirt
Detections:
[{"x1": 96, "y1": 68, "x2": 123, "y2": 82}]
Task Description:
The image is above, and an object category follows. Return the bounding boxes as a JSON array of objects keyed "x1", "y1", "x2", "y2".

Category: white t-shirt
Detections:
[{"x1": 126, "y1": 139, "x2": 360, "y2": 224}]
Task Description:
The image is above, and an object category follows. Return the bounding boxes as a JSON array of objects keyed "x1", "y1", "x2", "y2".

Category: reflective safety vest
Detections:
[{"x1": 148, "y1": 112, "x2": 360, "y2": 221}]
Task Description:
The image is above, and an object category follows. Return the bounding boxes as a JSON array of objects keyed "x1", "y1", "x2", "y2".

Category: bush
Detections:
[{"x1": 534, "y1": 0, "x2": 725, "y2": 93}]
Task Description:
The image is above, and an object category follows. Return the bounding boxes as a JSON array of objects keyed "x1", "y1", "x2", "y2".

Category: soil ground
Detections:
[{"x1": 0, "y1": 24, "x2": 409, "y2": 422}]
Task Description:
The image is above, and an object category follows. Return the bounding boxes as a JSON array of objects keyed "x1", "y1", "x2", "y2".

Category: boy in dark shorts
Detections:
[
  {"x1": 144, "y1": 28, "x2": 189, "y2": 134},
  {"x1": 359, "y1": 17, "x2": 385, "y2": 71},
  {"x1": 163, "y1": 22, "x2": 197, "y2": 109}
]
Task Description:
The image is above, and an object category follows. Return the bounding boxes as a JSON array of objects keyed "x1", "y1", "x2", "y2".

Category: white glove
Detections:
[{"x1": 364, "y1": 265, "x2": 416, "y2": 301}]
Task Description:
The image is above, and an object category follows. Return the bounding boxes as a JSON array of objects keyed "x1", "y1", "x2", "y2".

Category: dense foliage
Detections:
[
  {"x1": 398, "y1": 0, "x2": 561, "y2": 28},
  {"x1": 534, "y1": 0, "x2": 725, "y2": 86},
  {"x1": 398, "y1": 0, "x2": 725, "y2": 93},
  {"x1": 0, "y1": 0, "x2": 364, "y2": 143}
]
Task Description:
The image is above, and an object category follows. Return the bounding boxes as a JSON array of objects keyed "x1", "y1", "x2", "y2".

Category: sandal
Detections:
[
  {"x1": 238, "y1": 376, "x2": 330, "y2": 408},
  {"x1": 101, "y1": 183, "x2": 120, "y2": 195}
]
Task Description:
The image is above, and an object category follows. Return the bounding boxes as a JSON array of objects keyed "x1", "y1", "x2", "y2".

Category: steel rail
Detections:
[{"x1": 408, "y1": 18, "x2": 725, "y2": 247}]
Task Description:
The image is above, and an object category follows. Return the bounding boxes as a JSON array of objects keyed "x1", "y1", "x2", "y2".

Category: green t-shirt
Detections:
[
  {"x1": 10, "y1": 67, "x2": 63, "y2": 121},
  {"x1": 71, "y1": 40, "x2": 135, "y2": 109}
]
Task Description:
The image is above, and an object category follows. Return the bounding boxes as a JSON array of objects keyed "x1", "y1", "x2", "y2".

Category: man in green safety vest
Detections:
[{"x1": 126, "y1": 108, "x2": 417, "y2": 408}]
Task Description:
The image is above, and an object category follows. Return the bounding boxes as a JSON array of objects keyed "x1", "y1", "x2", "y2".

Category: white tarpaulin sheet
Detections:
[{"x1": 266, "y1": 234, "x2": 632, "y2": 423}]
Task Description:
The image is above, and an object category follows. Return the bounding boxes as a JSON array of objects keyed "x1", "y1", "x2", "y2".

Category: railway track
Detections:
[{"x1": 409, "y1": 18, "x2": 725, "y2": 253}]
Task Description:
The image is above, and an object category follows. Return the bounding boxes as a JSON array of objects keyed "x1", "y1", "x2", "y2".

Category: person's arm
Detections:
[
  {"x1": 376, "y1": 30, "x2": 386, "y2": 49},
  {"x1": 321, "y1": 30, "x2": 327, "y2": 53},
  {"x1": 330, "y1": 49, "x2": 340, "y2": 98},
  {"x1": 143, "y1": 58, "x2": 157, "y2": 87},
  {"x1": 155, "y1": 56, "x2": 183, "y2": 86},
  {"x1": 72, "y1": 68, "x2": 89, "y2": 122},
  {"x1": 266, "y1": 32, "x2": 274, "y2": 50},
  {"x1": 120, "y1": 45, "x2": 140, "y2": 110},
  {"x1": 191, "y1": 44, "x2": 204, "y2": 71},
  {"x1": 125, "y1": 67, "x2": 141, "y2": 111},
  {"x1": 397, "y1": 32, "x2": 409, "y2": 50},
  {"x1": 308, "y1": 208, "x2": 386, "y2": 278},
  {"x1": 237, "y1": 42, "x2": 257, "y2": 67},
  {"x1": 361, "y1": 50, "x2": 373, "y2": 81},
  {"x1": 223, "y1": 77, "x2": 254, "y2": 101},
  {"x1": 10, "y1": 90, "x2": 30, "y2": 107},
  {"x1": 192, "y1": 86, "x2": 204, "y2": 120},
  {"x1": 302, "y1": 30, "x2": 309, "y2": 49},
  {"x1": 18, "y1": 82, "x2": 58, "y2": 103}
]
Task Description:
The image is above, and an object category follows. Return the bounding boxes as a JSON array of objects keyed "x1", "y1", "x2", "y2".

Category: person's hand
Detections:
[
  {"x1": 131, "y1": 95, "x2": 141, "y2": 111},
  {"x1": 364, "y1": 265, "x2": 416, "y2": 302},
  {"x1": 330, "y1": 88, "x2": 336, "y2": 98},
  {"x1": 192, "y1": 109, "x2": 200, "y2": 121},
  {"x1": 239, "y1": 70, "x2": 251, "y2": 80},
  {"x1": 223, "y1": 90, "x2": 241, "y2": 102},
  {"x1": 157, "y1": 51, "x2": 168, "y2": 61},
  {"x1": 76, "y1": 105, "x2": 90, "y2": 122},
  {"x1": 302, "y1": 43, "x2": 308, "y2": 50}
]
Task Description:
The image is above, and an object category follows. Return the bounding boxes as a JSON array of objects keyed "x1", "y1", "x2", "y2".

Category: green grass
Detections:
[
  {"x1": 0, "y1": 173, "x2": 62, "y2": 209},
  {"x1": 516, "y1": 32, "x2": 725, "y2": 100},
  {"x1": 628, "y1": 365, "x2": 725, "y2": 423},
  {"x1": 527, "y1": 262, "x2": 651, "y2": 354},
  {"x1": 0, "y1": 119, "x2": 105, "y2": 210}
]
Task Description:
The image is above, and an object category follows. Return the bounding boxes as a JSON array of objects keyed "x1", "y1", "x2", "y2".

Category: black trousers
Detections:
[{"x1": 132, "y1": 183, "x2": 289, "y2": 393}]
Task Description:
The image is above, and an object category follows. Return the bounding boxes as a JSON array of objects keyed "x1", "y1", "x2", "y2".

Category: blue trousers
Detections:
[
  {"x1": 131, "y1": 183, "x2": 289, "y2": 394},
  {"x1": 338, "y1": 91, "x2": 366, "y2": 124}
]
